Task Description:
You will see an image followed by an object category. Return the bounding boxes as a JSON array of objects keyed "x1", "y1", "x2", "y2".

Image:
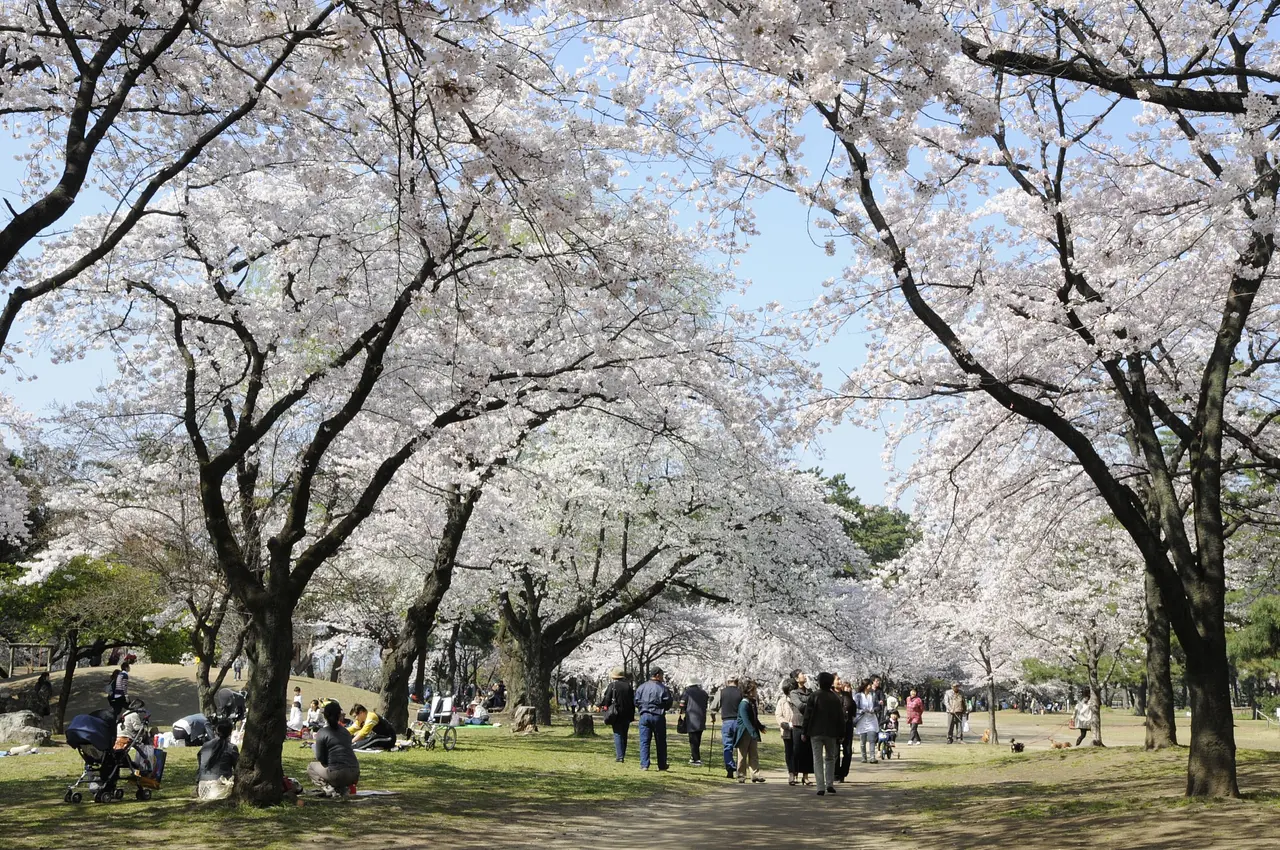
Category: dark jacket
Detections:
[
  {"x1": 600, "y1": 679, "x2": 636, "y2": 726},
  {"x1": 313, "y1": 724, "x2": 359, "y2": 771},
  {"x1": 789, "y1": 686, "x2": 812, "y2": 731},
  {"x1": 871, "y1": 687, "x2": 887, "y2": 723},
  {"x1": 680, "y1": 685, "x2": 709, "y2": 732},
  {"x1": 838, "y1": 690, "x2": 855, "y2": 726},
  {"x1": 806, "y1": 689, "x2": 846, "y2": 739},
  {"x1": 195, "y1": 737, "x2": 238, "y2": 782},
  {"x1": 732, "y1": 698, "x2": 765, "y2": 747},
  {"x1": 710, "y1": 684, "x2": 742, "y2": 721}
]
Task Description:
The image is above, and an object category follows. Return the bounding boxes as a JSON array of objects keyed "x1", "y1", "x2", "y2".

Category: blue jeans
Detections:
[
  {"x1": 721, "y1": 719, "x2": 738, "y2": 770},
  {"x1": 638, "y1": 714, "x2": 667, "y2": 769},
  {"x1": 612, "y1": 722, "x2": 631, "y2": 760}
]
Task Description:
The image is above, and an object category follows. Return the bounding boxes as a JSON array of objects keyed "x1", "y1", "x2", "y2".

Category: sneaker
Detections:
[
  {"x1": 752, "y1": 777, "x2": 766, "y2": 783},
  {"x1": 870, "y1": 759, "x2": 879, "y2": 764},
  {"x1": 816, "y1": 790, "x2": 826, "y2": 796},
  {"x1": 615, "y1": 758, "x2": 624, "y2": 763},
  {"x1": 691, "y1": 760, "x2": 702, "y2": 766},
  {"x1": 738, "y1": 776, "x2": 746, "y2": 784},
  {"x1": 827, "y1": 786, "x2": 836, "y2": 793}
]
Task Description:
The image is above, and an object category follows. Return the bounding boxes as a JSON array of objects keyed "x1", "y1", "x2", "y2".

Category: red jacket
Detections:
[{"x1": 906, "y1": 696, "x2": 924, "y2": 725}]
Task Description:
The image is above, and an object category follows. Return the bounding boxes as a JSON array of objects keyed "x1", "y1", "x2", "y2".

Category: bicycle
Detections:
[{"x1": 405, "y1": 717, "x2": 457, "y2": 751}]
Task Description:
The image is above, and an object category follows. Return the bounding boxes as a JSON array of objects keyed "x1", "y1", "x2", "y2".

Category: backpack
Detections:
[{"x1": 106, "y1": 669, "x2": 121, "y2": 698}]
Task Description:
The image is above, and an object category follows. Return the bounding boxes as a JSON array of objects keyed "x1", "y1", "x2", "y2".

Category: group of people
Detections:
[{"x1": 595, "y1": 666, "x2": 968, "y2": 796}]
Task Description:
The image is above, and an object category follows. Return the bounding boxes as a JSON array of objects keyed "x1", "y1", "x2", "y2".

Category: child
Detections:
[
  {"x1": 879, "y1": 710, "x2": 900, "y2": 760},
  {"x1": 306, "y1": 699, "x2": 322, "y2": 731}
]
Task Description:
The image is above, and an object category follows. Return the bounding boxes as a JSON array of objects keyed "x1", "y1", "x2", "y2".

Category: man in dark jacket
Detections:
[
  {"x1": 679, "y1": 680, "x2": 709, "y2": 766},
  {"x1": 806, "y1": 672, "x2": 845, "y2": 796},
  {"x1": 634, "y1": 667, "x2": 674, "y2": 771},
  {"x1": 871, "y1": 676, "x2": 887, "y2": 725},
  {"x1": 709, "y1": 676, "x2": 743, "y2": 778},
  {"x1": 599, "y1": 667, "x2": 636, "y2": 762},
  {"x1": 835, "y1": 677, "x2": 855, "y2": 782}
]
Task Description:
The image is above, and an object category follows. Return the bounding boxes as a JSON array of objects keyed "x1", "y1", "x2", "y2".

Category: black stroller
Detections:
[{"x1": 64, "y1": 702, "x2": 164, "y2": 803}]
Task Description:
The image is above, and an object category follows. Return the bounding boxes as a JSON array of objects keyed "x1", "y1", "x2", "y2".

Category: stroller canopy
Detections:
[{"x1": 66, "y1": 714, "x2": 114, "y2": 752}]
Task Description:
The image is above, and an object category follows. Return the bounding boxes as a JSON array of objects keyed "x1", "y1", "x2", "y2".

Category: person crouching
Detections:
[
  {"x1": 196, "y1": 720, "x2": 238, "y2": 800},
  {"x1": 308, "y1": 701, "x2": 360, "y2": 797}
]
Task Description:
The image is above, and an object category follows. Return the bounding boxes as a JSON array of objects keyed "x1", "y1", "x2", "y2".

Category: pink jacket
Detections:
[{"x1": 906, "y1": 696, "x2": 924, "y2": 725}]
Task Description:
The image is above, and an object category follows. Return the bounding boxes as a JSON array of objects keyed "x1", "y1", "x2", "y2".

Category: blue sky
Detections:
[{"x1": 0, "y1": 139, "x2": 900, "y2": 506}]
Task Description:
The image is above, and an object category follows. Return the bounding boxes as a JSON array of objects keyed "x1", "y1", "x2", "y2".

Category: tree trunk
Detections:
[
  {"x1": 1184, "y1": 634, "x2": 1239, "y2": 797},
  {"x1": 521, "y1": 640, "x2": 554, "y2": 725},
  {"x1": 376, "y1": 486, "x2": 476, "y2": 732},
  {"x1": 1088, "y1": 660, "x2": 1104, "y2": 747},
  {"x1": 413, "y1": 643, "x2": 427, "y2": 701},
  {"x1": 986, "y1": 677, "x2": 999, "y2": 745},
  {"x1": 1143, "y1": 569, "x2": 1178, "y2": 748},
  {"x1": 56, "y1": 630, "x2": 78, "y2": 733},
  {"x1": 233, "y1": 612, "x2": 294, "y2": 806}
]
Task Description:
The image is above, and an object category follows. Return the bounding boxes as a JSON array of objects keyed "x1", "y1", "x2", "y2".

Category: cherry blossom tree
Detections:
[{"x1": 570, "y1": 0, "x2": 1280, "y2": 797}]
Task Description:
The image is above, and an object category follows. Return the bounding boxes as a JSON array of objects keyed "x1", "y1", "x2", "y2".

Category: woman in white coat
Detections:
[{"x1": 853, "y1": 678, "x2": 880, "y2": 764}]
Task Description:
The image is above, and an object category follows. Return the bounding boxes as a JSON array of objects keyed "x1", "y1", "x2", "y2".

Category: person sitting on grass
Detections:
[
  {"x1": 196, "y1": 719, "x2": 238, "y2": 801},
  {"x1": 306, "y1": 699, "x2": 322, "y2": 731},
  {"x1": 347, "y1": 703, "x2": 397, "y2": 750},
  {"x1": 466, "y1": 699, "x2": 490, "y2": 725},
  {"x1": 309, "y1": 701, "x2": 360, "y2": 797}
]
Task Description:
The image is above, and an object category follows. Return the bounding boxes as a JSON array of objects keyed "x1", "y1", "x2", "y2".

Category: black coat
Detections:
[
  {"x1": 679, "y1": 685, "x2": 709, "y2": 732},
  {"x1": 806, "y1": 689, "x2": 846, "y2": 739},
  {"x1": 600, "y1": 679, "x2": 635, "y2": 726},
  {"x1": 195, "y1": 738, "x2": 238, "y2": 782}
]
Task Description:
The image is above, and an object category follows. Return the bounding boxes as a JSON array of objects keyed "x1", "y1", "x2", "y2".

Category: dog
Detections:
[
  {"x1": 1009, "y1": 738, "x2": 1025, "y2": 753},
  {"x1": 1050, "y1": 739, "x2": 1072, "y2": 750},
  {"x1": 981, "y1": 728, "x2": 992, "y2": 744}
]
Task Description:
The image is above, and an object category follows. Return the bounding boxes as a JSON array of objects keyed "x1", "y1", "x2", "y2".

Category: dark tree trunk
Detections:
[
  {"x1": 233, "y1": 612, "x2": 294, "y2": 806},
  {"x1": 1184, "y1": 634, "x2": 1239, "y2": 797},
  {"x1": 521, "y1": 639, "x2": 554, "y2": 725},
  {"x1": 413, "y1": 644, "x2": 427, "y2": 701},
  {"x1": 376, "y1": 486, "x2": 477, "y2": 733},
  {"x1": 56, "y1": 631, "x2": 78, "y2": 733},
  {"x1": 1144, "y1": 569, "x2": 1177, "y2": 749}
]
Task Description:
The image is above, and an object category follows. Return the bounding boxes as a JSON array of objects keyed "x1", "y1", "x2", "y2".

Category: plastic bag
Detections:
[{"x1": 961, "y1": 719, "x2": 970, "y2": 734}]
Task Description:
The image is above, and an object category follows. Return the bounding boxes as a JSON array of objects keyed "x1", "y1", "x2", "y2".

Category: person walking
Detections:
[
  {"x1": 788, "y1": 670, "x2": 815, "y2": 784},
  {"x1": 905, "y1": 687, "x2": 925, "y2": 745},
  {"x1": 870, "y1": 676, "x2": 887, "y2": 726},
  {"x1": 945, "y1": 683, "x2": 966, "y2": 744},
  {"x1": 776, "y1": 680, "x2": 798, "y2": 784},
  {"x1": 854, "y1": 678, "x2": 881, "y2": 763},
  {"x1": 1073, "y1": 696, "x2": 1094, "y2": 746},
  {"x1": 806, "y1": 672, "x2": 844, "y2": 796},
  {"x1": 599, "y1": 667, "x2": 636, "y2": 763},
  {"x1": 679, "y1": 679, "x2": 709, "y2": 766},
  {"x1": 232, "y1": 657, "x2": 244, "y2": 682},
  {"x1": 634, "y1": 667, "x2": 673, "y2": 771},
  {"x1": 732, "y1": 680, "x2": 766, "y2": 783},
  {"x1": 708, "y1": 675, "x2": 743, "y2": 778},
  {"x1": 835, "y1": 677, "x2": 855, "y2": 781},
  {"x1": 106, "y1": 656, "x2": 134, "y2": 716}
]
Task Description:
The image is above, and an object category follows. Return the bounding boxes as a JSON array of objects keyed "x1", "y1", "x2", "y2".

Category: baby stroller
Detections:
[{"x1": 64, "y1": 700, "x2": 165, "y2": 803}]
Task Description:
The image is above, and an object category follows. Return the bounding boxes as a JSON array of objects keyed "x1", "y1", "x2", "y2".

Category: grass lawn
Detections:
[
  {"x1": 1, "y1": 708, "x2": 1278, "y2": 849},
  {"x1": 0, "y1": 721, "x2": 755, "y2": 850}
]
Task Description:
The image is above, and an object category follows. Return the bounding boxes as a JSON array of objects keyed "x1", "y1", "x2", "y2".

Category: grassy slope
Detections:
[{"x1": 2, "y1": 663, "x2": 381, "y2": 732}]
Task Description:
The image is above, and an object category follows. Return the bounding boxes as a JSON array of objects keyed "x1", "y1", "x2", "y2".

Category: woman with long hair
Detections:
[
  {"x1": 854, "y1": 678, "x2": 881, "y2": 764},
  {"x1": 732, "y1": 679, "x2": 767, "y2": 784}
]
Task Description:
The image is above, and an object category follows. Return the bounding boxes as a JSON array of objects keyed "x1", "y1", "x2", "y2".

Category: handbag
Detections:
[
  {"x1": 676, "y1": 714, "x2": 687, "y2": 734},
  {"x1": 602, "y1": 704, "x2": 618, "y2": 725}
]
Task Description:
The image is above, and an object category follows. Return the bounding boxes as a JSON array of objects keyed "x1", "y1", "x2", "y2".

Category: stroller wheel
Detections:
[
  {"x1": 113, "y1": 788, "x2": 125, "y2": 800},
  {"x1": 63, "y1": 790, "x2": 72, "y2": 803},
  {"x1": 94, "y1": 791, "x2": 108, "y2": 803},
  {"x1": 71, "y1": 792, "x2": 82, "y2": 803},
  {"x1": 136, "y1": 789, "x2": 152, "y2": 801}
]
